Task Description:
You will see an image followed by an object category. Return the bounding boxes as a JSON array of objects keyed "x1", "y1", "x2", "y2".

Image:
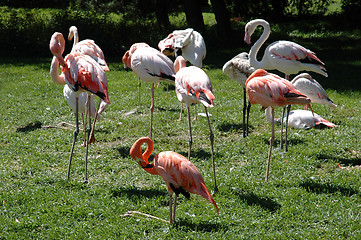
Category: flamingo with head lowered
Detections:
[
  {"x1": 50, "y1": 32, "x2": 110, "y2": 182},
  {"x1": 129, "y1": 137, "x2": 219, "y2": 224},
  {"x1": 244, "y1": 19, "x2": 328, "y2": 152}
]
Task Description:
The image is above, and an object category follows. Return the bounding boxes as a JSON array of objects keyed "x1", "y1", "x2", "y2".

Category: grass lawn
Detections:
[{"x1": 1, "y1": 22, "x2": 361, "y2": 238}]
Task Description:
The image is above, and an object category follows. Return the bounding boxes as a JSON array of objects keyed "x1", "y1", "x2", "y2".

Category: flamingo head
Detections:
[
  {"x1": 68, "y1": 26, "x2": 78, "y2": 41},
  {"x1": 49, "y1": 32, "x2": 67, "y2": 67},
  {"x1": 122, "y1": 50, "x2": 132, "y2": 69},
  {"x1": 158, "y1": 34, "x2": 175, "y2": 56},
  {"x1": 129, "y1": 137, "x2": 154, "y2": 168}
]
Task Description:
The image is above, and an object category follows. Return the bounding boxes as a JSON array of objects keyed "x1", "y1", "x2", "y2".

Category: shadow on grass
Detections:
[
  {"x1": 316, "y1": 152, "x2": 361, "y2": 167},
  {"x1": 115, "y1": 145, "x2": 131, "y2": 158},
  {"x1": 299, "y1": 179, "x2": 359, "y2": 196},
  {"x1": 16, "y1": 121, "x2": 42, "y2": 132},
  {"x1": 217, "y1": 122, "x2": 254, "y2": 134},
  {"x1": 233, "y1": 189, "x2": 281, "y2": 213},
  {"x1": 173, "y1": 218, "x2": 227, "y2": 232},
  {"x1": 110, "y1": 186, "x2": 167, "y2": 200},
  {"x1": 178, "y1": 148, "x2": 223, "y2": 160}
]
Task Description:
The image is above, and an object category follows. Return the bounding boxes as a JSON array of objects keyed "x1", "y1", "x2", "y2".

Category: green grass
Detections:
[{"x1": 1, "y1": 26, "x2": 361, "y2": 239}]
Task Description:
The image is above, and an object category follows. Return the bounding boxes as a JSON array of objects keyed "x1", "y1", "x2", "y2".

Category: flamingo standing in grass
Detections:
[
  {"x1": 222, "y1": 52, "x2": 255, "y2": 137},
  {"x1": 129, "y1": 137, "x2": 219, "y2": 224},
  {"x1": 122, "y1": 44, "x2": 175, "y2": 138},
  {"x1": 174, "y1": 56, "x2": 217, "y2": 192},
  {"x1": 246, "y1": 69, "x2": 311, "y2": 182},
  {"x1": 50, "y1": 32, "x2": 110, "y2": 182},
  {"x1": 244, "y1": 19, "x2": 328, "y2": 152}
]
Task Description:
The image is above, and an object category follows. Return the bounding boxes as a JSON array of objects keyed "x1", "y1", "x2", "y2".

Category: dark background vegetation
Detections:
[{"x1": 0, "y1": 0, "x2": 360, "y2": 59}]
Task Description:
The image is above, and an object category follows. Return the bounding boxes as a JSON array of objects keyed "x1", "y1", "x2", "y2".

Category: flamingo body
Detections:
[
  {"x1": 291, "y1": 73, "x2": 336, "y2": 108},
  {"x1": 129, "y1": 137, "x2": 219, "y2": 223},
  {"x1": 68, "y1": 26, "x2": 109, "y2": 72},
  {"x1": 246, "y1": 69, "x2": 310, "y2": 109},
  {"x1": 158, "y1": 28, "x2": 206, "y2": 68}
]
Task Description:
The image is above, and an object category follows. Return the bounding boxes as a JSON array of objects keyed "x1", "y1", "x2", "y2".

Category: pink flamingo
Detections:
[
  {"x1": 50, "y1": 32, "x2": 110, "y2": 182},
  {"x1": 174, "y1": 56, "x2": 217, "y2": 192},
  {"x1": 222, "y1": 52, "x2": 255, "y2": 137},
  {"x1": 129, "y1": 137, "x2": 219, "y2": 224},
  {"x1": 246, "y1": 69, "x2": 311, "y2": 182},
  {"x1": 68, "y1": 26, "x2": 110, "y2": 72},
  {"x1": 158, "y1": 28, "x2": 206, "y2": 68},
  {"x1": 244, "y1": 19, "x2": 327, "y2": 151},
  {"x1": 122, "y1": 44, "x2": 175, "y2": 138}
]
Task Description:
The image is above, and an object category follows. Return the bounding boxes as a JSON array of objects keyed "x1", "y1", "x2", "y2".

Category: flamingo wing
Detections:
[
  {"x1": 154, "y1": 151, "x2": 219, "y2": 213},
  {"x1": 291, "y1": 73, "x2": 336, "y2": 107},
  {"x1": 72, "y1": 40, "x2": 109, "y2": 72},
  {"x1": 246, "y1": 69, "x2": 310, "y2": 109},
  {"x1": 131, "y1": 47, "x2": 175, "y2": 84},
  {"x1": 63, "y1": 53, "x2": 110, "y2": 104},
  {"x1": 176, "y1": 66, "x2": 214, "y2": 107},
  {"x1": 223, "y1": 53, "x2": 255, "y2": 86}
]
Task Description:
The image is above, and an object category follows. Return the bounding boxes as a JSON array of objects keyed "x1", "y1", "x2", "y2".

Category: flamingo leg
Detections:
[
  {"x1": 246, "y1": 100, "x2": 251, "y2": 137},
  {"x1": 84, "y1": 95, "x2": 92, "y2": 183},
  {"x1": 284, "y1": 105, "x2": 291, "y2": 152},
  {"x1": 67, "y1": 96, "x2": 79, "y2": 181},
  {"x1": 179, "y1": 103, "x2": 183, "y2": 121},
  {"x1": 172, "y1": 194, "x2": 178, "y2": 223},
  {"x1": 138, "y1": 77, "x2": 141, "y2": 106},
  {"x1": 205, "y1": 107, "x2": 218, "y2": 193},
  {"x1": 265, "y1": 108, "x2": 275, "y2": 182},
  {"x1": 150, "y1": 83, "x2": 155, "y2": 138},
  {"x1": 280, "y1": 106, "x2": 286, "y2": 149},
  {"x1": 169, "y1": 193, "x2": 173, "y2": 224},
  {"x1": 88, "y1": 99, "x2": 102, "y2": 145},
  {"x1": 187, "y1": 106, "x2": 192, "y2": 159},
  {"x1": 81, "y1": 113, "x2": 86, "y2": 147},
  {"x1": 242, "y1": 87, "x2": 247, "y2": 138}
]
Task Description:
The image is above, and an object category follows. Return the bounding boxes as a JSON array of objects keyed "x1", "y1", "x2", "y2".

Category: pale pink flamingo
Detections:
[
  {"x1": 122, "y1": 44, "x2": 175, "y2": 138},
  {"x1": 246, "y1": 69, "x2": 311, "y2": 182},
  {"x1": 68, "y1": 26, "x2": 110, "y2": 72},
  {"x1": 50, "y1": 32, "x2": 110, "y2": 182},
  {"x1": 291, "y1": 73, "x2": 336, "y2": 108},
  {"x1": 265, "y1": 107, "x2": 336, "y2": 129},
  {"x1": 158, "y1": 28, "x2": 206, "y2": 68},
  {"x1": 129, "y1": 137, "x2": 219, "y2": 224},
  {"x1": 222, "y1": 52, "x2": 255, "y2": 137},
  {"x1": 244, "y1": 19, "x2": 328, "y2": 151},
  {"x1": 174, "y1": 56, "x2": 217, "y2": 192}
]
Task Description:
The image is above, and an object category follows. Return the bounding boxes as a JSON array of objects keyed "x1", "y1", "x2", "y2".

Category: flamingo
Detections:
[
  {"x1": 50, "y1": 54, "x2": 107, "y2": 146},
  {"x1": 244, "y1": 19, "x2": 328, "y2": 151},
  {"x1": 246, "y1": 69, "x2": 311, "y2": 182},
  {"x1": 50, "y1": 32, "x2": 110, "y2": 182},
  {"x1": 68, "y1": 26, "x2": 110, "y2": 72},
  {"x1": 174, "y1": 56, "x2": 217, "y2": 192},
  {"x1": 291, "y1": 73, "x2": 336, "y2": 108},
  {"x1": 122, "y1": 44, "x2": 175, "y2": 138},
  {"x1": 129, "y1": 137, "x2": 219, "y2": 224},
  {"x1": 158, "y1": 28, "x2": 206, "y2": 68},
  {"x1": 265, "y1": 107, "x2": 336, "y2": 129},
  {"x1": 222, "y1": 52, "x2": 255, "y2": 137}
]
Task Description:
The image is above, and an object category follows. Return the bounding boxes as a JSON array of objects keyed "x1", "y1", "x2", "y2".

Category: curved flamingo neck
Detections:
[
  {"x1": 130, "y1": 137, "x2": 158, "y2": 175},
  {"x1": 248, "y1": 20, "x2": 272, "y2": 70},
  {"x1": 50, "y1": 56, "x2": 66, "y2": 85}
]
